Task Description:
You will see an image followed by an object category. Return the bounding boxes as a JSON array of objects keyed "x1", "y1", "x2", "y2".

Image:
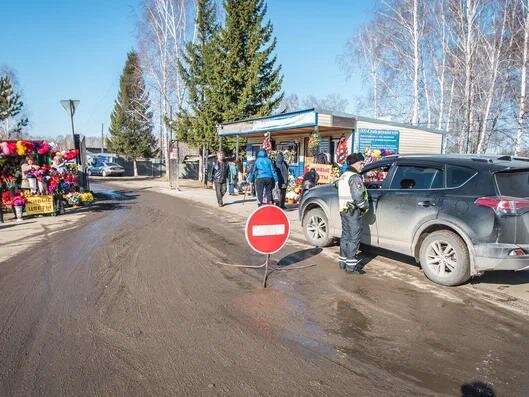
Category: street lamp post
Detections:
[{"x1": 60, "y1": 99, "x2": 80, "y2": 163}]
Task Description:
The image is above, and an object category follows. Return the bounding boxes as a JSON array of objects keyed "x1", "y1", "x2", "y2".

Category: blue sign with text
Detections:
[{"x1": 358, "y1": 128, "x2": 399, "y2": 153}]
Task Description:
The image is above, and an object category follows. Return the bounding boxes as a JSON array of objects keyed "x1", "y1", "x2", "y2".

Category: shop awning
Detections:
[
  {"x1": 217, "y1": 108, "x2": 355, "y2": 137},
  {"x1": 217, "y1": 108, "x2": 446, "y2": 138}
]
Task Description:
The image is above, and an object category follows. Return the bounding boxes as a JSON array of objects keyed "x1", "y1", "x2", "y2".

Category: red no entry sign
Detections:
[{"x1": 245, "y1": 205, "x2": 290, "y2": 255}]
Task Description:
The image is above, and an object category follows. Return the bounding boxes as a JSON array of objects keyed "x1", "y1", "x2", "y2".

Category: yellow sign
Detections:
[
  {"x1": 25, "y1": 195, "x2": 55, "y2": 215},
  {"x1": 312, "y1": 164, "x2": 333, "y2": 184}
]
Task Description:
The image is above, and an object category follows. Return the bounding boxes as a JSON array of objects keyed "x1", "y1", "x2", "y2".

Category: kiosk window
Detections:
[{"x1": 276, "y1": 141, "x2": 299, "y2": 164}]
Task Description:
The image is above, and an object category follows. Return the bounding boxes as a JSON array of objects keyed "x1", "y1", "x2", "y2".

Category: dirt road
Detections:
[{"x1": 1, "y1": 185, "x2": 528, "y2": 396}]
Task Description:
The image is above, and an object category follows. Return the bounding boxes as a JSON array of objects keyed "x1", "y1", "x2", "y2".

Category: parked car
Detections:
[
  {"x1": 87, "y1": 161, "x2": 125, "y2": 177},
  {"x1": 299, "y1": 154, "x2": 529, "y2": 286}
]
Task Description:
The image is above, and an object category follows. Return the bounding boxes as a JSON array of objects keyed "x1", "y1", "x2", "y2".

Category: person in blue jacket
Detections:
[{"x1": 248, "y1": 149, "x2": 278, "y2": 206}]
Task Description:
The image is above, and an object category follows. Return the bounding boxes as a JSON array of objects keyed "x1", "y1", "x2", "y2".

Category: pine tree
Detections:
[
  {"x1": 0, "y1": 74, "x2": 29, "y2": 138},
  {"x1": 108, "y1": 51, "x2": 156, "y2": 176},
  {"x1": 215, "y1": 0, "x2": 283, "y2": 122}
]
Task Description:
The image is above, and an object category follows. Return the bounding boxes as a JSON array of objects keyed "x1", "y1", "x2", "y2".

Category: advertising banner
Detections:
[
  {"x1": 312, "y1": 164, "x2": 333, "y2": 184},
  {"x1": 25, "y1": 195, "x2": 55, "y2": 215},
  {"x1": 358, "y1": 128, "x2": 400, "y2": 153}
]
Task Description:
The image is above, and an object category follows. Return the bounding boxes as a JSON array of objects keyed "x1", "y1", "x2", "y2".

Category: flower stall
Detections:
[{"x1": 0, "y1": 140, "x2": 93, "y2": 222}]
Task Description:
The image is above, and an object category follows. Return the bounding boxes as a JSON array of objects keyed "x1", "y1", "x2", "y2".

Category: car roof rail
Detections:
[{"x1": 470, "y1": 157, "x2": 492, "y2": 163}]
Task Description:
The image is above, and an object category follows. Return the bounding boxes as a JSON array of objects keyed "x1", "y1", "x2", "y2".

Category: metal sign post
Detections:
[{"x1": 217, "y1": 205, "x2": 314, "y2": 288}]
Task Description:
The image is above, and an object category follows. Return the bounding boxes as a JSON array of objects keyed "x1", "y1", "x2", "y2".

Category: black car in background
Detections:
[{"x1": 299, "y1": 155, "x2": 529, "y2": 286}]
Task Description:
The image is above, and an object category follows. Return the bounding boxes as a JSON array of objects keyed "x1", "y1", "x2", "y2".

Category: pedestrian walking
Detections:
[
  {"x1": 248, "y1": 149, "x2": 278, "y2": 206},
  {"x1": 274, "y1": 152, "x2": 289, "y2": 209},
  {"x1": 208, "y1": 151, "x2": 229, "y2": 207},
  {"x1": 337, "y1": 153, "x2": 368, "y2": 273},
  {"x1": 246, "y1": 158, "x2": 256, "y2": 197},
  {"x1": 228, "y1": 160, "x2": 238, "y2": 195}
]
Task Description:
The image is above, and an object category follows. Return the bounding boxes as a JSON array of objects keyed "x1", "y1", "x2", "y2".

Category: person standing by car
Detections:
[
  {"x1": 209, "y1": 151, "x2": 229, "y2": 207},
  {"x1": 302, "y1": 168, "x2": 319, "y2": 196},
  {"x1": 338, "y1": 153, "x2": 368, "y2": 273},
  {"x1": 274, "y1": 152, "x2": 289, "y2": 209},
  {"x1": 248, "y1": 149, "x2": 278, "y2": 206}
]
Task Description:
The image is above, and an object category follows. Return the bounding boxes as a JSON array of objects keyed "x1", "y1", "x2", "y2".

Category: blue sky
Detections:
[{"x1": 1, "y1": 0, "x2": 372, "y2": 138}]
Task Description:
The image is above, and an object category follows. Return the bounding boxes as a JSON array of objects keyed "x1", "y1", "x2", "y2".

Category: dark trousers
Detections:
[
  {"x1": 214, "y1": 182, "x2": 227, "y2": 205},
  {"x1": 339, "y1": 211, "x2": 362, "y2": 262},
  {"x1": 276, "y1": 188, "x2": 287, "y2": 208},
  {"x1": 255, "y1": 177, "x2": 274, "y2": 206}
]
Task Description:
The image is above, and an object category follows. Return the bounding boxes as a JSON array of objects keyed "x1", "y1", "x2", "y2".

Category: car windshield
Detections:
[{"x1": 495, "y1": 171, "x2": 529, "y2": 197}]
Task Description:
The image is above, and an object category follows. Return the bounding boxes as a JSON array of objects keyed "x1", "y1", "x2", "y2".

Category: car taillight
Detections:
[{"x1": 475, "y1": 196, "x2": 529, "y2": 215}]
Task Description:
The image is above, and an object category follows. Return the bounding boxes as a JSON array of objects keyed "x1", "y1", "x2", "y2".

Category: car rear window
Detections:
[
  {"x1": 446, "y1": 165, "x2": 477, "y2": 188},
  {"x1": 390, "y1": 166, "x2": 444, "y2": 190},
  {"x1": 106, "y1": 163, "x2": 119, "y2": 166},
  {"x1": 495, "y1": 171, "x2": 529, "y2": 197}
]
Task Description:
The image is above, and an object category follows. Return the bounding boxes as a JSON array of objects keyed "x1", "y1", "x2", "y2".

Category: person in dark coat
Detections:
[
  {"x1": 274, "y1": 152, "x2": 289, "y2": 209},
  {"x1": 208, "y1": 151, "x2": 229, "y2": 207},
  {"x1": 302, "y1": 168, "x2": 319, "y2": 195}
]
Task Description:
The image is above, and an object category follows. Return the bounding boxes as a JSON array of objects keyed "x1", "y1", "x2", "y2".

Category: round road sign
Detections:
[{"x1": 245, "y1": 205, "x2": 290, "y2": 255}]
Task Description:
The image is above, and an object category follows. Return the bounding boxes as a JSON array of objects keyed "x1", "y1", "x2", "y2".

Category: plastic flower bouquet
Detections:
[
  {"x1": 4, "y1": 175, "x2": 17, "y2": 190},
  {"x1": 11, "y1": 195, "x2": 26, "y2": 207},
  {"x1": 65, "y1": 192, "x2": 81, "y2": 206},
  {"x1": 80, "y1": 192, "x2": 94, "y2": 203}
]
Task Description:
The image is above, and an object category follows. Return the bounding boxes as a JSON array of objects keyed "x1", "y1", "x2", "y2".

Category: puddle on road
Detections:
[{"x1": 333, "y1": 300, "x2": 370, "y2": 338}]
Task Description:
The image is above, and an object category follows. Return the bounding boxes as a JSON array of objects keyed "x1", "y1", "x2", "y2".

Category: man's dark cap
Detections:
[{"x1": 346, "y1": 153, "x2": 365, "y2": 165}]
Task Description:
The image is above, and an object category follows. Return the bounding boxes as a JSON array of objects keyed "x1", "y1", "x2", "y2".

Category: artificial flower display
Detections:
[
  {"x1": 80, "y1": 192, "x2": 94, "y2": 202},
  {"x1": 11, "y1": 195, "x2": 26, "y2": 207}
]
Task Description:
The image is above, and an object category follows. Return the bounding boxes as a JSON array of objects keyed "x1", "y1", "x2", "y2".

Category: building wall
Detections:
[{"x1": 354, "y1": 120, "x2": 443, "y2": 154}]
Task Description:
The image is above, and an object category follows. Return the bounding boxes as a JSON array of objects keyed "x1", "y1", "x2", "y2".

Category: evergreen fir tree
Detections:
[
  {"x1": 108, "y1": 51, "x2": 156, "y2": 176},
  {"x1": 174, "y1": 0, "x2": 220, "y2": 151},
  {"x1": 215, "y1": 0, "x2": 283, "y2": 122}
]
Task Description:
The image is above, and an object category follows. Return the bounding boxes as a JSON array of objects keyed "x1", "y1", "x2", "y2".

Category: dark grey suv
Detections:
[{"x1": 299, "y1": 155, "x2": 529, "y2": 286}]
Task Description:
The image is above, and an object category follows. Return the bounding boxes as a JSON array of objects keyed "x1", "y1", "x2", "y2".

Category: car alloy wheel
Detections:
[
  {"x1": 307, "y1": 215, "x2": 327, "y2": 241},
  {"x1": 425, "y1": 240, "x2": 457, "y2": 277}
]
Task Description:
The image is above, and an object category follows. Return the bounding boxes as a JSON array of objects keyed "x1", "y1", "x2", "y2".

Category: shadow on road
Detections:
[
  {"x1": 361, "y1": 244, "x2": 529, "y2": 286},
  {"x1": 471, "y1": 270, "x2": 529, "y2": 286},
  {"x1": 277, "y1": 247, "x2": 323, "y2": 268},
  {"x1": 461, "y1": 381, "x2": 496, "y2": 397}
]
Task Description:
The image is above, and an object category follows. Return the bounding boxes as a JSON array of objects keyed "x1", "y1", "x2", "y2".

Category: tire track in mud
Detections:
[{"x1": 2, "y1": 187, "x2": 529, "y2": 396}]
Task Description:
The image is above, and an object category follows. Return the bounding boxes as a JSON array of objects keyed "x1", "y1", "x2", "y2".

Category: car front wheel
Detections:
[
  {"x1": 303, "y1": 207, "x2": 333, "y2": 247},
  {"x1": 419, "y1": 230, "x2": 470, "y2": 286}
]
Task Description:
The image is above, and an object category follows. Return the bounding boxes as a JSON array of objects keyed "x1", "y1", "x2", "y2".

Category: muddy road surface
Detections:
[{"x1": 1, "y1": 185, "x2": 528, "y2": 396}]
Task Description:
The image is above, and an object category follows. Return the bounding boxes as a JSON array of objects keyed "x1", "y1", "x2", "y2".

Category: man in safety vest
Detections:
[{"x1": 337, "y1": 153, "x2": 368, "y2": 273}]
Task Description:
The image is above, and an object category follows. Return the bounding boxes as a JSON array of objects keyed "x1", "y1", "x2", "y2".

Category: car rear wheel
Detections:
[
  {"x1": 419, "y1": 230, "x2": 470, "y2": 286},
  {"x1": 303, "y1": 207, "x2": 333, "y2": 247}
]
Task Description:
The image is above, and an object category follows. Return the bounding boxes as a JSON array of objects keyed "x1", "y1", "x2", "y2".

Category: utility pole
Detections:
[{"x1": 101, "y1": 123, "x2": 104, "y2": 153}]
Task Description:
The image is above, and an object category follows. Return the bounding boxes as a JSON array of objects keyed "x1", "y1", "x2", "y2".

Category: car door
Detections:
[
  {"x1": 375, "y1": 162, "x2": 444, "y2": 255},
  {"x1": 360, "y1": 162, "x2": 395, "y2": 247},
  {"x1": 94, "y1": 162, "x2": 104, "y2": 175}
]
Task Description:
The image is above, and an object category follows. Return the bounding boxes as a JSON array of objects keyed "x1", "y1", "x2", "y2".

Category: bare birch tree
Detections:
[
  {"x1": 515, "y1": 0, "x2": 529, "y2": 154},
  {"x1": 138, "y1": 0, "x2": 193, "y2": 167}
]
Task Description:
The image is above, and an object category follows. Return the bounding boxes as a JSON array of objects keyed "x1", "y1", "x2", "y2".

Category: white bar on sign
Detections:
[{"x1": 252, "y1": 224, "x2": 285, "y2": 237}]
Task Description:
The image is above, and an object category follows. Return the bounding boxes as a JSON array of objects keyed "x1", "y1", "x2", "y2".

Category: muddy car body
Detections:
[{"x1": 299, "y1": 155, "x2": 529, "y2": 286}]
